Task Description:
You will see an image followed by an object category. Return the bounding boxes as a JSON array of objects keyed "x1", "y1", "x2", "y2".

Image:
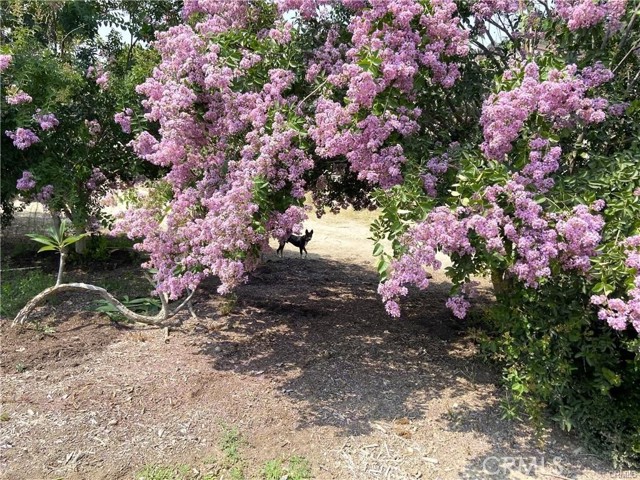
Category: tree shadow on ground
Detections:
[
  {"x1": 193, "y1": 255, "x2": 498, "y2": 437},
  {"x1": 441, "y1": 401, "x2": 615, "y2": 479},
  {"x1": 191, "y1": 255, "x2": 618, "y2": 477}
]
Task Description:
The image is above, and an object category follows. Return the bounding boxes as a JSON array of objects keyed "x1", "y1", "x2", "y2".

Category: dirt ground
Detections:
[{"x1": 0, "y1": 211, "x2": 634, "y2": 479}]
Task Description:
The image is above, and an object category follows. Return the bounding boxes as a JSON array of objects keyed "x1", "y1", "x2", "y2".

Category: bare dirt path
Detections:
[{"x1": 0, "y1": 211, "x2": 628, "y2": 479}]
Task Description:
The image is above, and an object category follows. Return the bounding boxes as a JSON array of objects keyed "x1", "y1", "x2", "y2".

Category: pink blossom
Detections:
[
  {"x1": 472, "y1": 0, "x2": 520, "y2": 18},
  {"x1": 6, "y1": 89, "x2": 32, "y2": 105},
  {"x1": 36, "y1": 185, "x2": 54, "y2": 203},
  {"x1": 381, "y1": 164, "x2": 605, "y2": 315},
  {"x1": 0, "y1": 54, "x2": 12, "y2": 72},
  {"x1": 5, "y1": 128, "x2": 39, "y2": 149},
  {"x1": 446, "y1": 295, "x2": 470, "y2": 319},
  {"x1": 556, "y1": 0, "x2": 627, "y2": 31},
  {"x1": 86, "y1": 168, "x2": 107, "y2": 191},
  {"x1": 85, "y1": 119, "x2": 101, "y2": 136},
  {"x1": 96, "y1": 71, "x2": 110, "y2": 90},
  {"x1": 385, "y1": 300, "x2": 401, "y2": 317},
  {"x1": 16, "y1": 171, "x2": 36, "y2": 191},
  {"x1": 481, "y1": 62, "x2": 612, "y2": 160},
  {"x1": 33, "y1": 111, "x2": 59, "y2": 130},
  {"x1": 114, "y1": 111, "x2": 132, "y2": 134},
  {"x1": 608, "y1": 102, "x2": 629, "y2": 116},
  {"x1": 268, "y1": 22, "x2": 293, "y2": 44}
]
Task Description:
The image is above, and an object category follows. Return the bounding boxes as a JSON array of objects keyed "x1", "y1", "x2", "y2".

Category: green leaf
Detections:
[
  {"x1": 377, "y1": 257, "x2": 390, "y2": 275},
  {"x1": 26, "y1": 235, "x2": 57, "y2": 247},
  {"x1": 61, "y1": 233, "x2": 88, "y2": 247}
]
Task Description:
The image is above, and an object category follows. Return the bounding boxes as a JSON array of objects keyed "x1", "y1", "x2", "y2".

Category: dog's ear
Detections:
[
  {"x1": 305, "y1": 229, "x2": 309, "y2": 234},
  {"x1": 310, "y1": 230, "x2": 313, "y2": 234}
]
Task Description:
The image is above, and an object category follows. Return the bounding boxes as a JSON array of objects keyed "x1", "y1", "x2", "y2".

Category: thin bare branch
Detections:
[{"x1": 613, "y1": 37, "x2": 640, "y2": 74}]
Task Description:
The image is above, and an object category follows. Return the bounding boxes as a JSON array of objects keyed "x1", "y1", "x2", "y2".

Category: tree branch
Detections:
[
  {"x1": 13, "y1": 283, "x2": 196, "y2": 327},
  {"x1": 613, "y1": 37, "x2": 640, "y2": 74},
  {"x1": 470, "y1": 40, "x2": 505, "y2": 70},
  {"x1": 60, "y1": 24, "x2": 86, "y2": 58}
]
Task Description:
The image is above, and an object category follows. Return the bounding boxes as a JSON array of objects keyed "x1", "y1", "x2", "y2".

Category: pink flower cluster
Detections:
[
  {"x1": 379, "y1": 143, "x2": 606, "y2": 317},
  {"x1": 472, "y1": 0, "x2": 520, "y2": 18},
  {"x1": 33, "y1": 111, "x2": 59, "y2": 130},
  {"x1": 446, "y1": 295, "x2": 471, "y2": 319},
  {"x1": 556, "y1": 205, "x2": 606, "y2": 273},
  {"x1": 86, "y1": 168, "x2": 107, "y2": 191},
  {"x1": 268, "y1": 21, "x2": 293, "y2": 45},
  {"x1": 182, "y1": 0, "x2": 249, "y2": 34},
  {"x1": 120, "y1": 12, "x2": 319, "y2": 298},
  {"x1": 556, "y1": 0, "x2": 627, "y2": 31},
  {"x1": 35, "y1": 185, "x2": 54, "y2": 203},
  {"x1": 512, "y1": 138, "x2": 561, "y2": 192},
  {"x1": 481, "y1": 62, "x2": 612, "y2": 160},
  {"x1": 16, "y1": 171, "x2": 36, "y2": 191},
  {"x1": 378, "y1": 206, "x2": 475, "y2": 317},
  {"x1": 96, "y1": 72, "x2": 109, "y2": 90},
  {"x1": 275, "y1": 0, "x2": 334, "y2": 19},
  {"x1": 87, "y1": 64, "x2": 110, "y2": 90},
  {"x1": 421, "y1": 152, "x2": 451, "y2": 197},
  {"x1": 608, "y1": 102, "x2": 629, "y2": 117},
  {"x1": 592, "y1": 236, "x2": 640, "y2": 332},
  {"x1": 6, "y1": 89, "x2": 32, "y2": 105},
  {"x1": 15, "y1": 171, "x2": 54, "y2": 205},
  {"x1": 5, "y1": 128, "x2": 39, "y2": 149},
  {"x1": 0, "y1": 54, "x2": 11, "y2": 72},
  {"x1": 305, "y1": 27, "x2": 346, "y2": 83},
  {"x1": 86, "y1": 119, "x2": 101, "y2": 136},
  {"x1": 306, "y1": 0, "x2": 468, "y2": 190},
  {"x1": 114, "y1": 109, "x2": 133, "y2": 134},
  {"x1": 266, "y1": 206, "x2": 309, "y2": 243},
  {"x1": 311, "y1": 102, "x2": 421, "y2": 188}
]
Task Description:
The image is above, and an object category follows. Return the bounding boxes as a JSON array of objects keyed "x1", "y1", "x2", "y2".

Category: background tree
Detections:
[{"x1": 0, "y1": 0, "x2": 181, "y2": 229}]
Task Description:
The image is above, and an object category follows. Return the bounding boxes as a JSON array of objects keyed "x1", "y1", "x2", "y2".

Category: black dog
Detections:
[{"x1": 277, "y1": 229, "x2": 313, "y2": 258}]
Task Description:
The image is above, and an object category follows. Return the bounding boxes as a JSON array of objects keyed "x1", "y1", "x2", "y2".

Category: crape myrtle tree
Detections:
[
  {"x1": 13, "y1": 0, "x2": 640, "y2": 464},
  {"x1": 0, "y1": 0, "x2": 182, "y2": 229},
  {"x1": 117, "y1": 0, "x2": 640, "y2": 463}
]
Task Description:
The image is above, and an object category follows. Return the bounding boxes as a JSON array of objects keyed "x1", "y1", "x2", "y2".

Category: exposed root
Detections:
[{"x1": 12, "y1": 282, "x2": 195, "y2": 327}]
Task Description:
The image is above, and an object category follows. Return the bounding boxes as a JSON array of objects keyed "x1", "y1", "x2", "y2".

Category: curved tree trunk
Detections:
[{"x1": 13, "y1": 283, "x2": 195, "y2": 327}]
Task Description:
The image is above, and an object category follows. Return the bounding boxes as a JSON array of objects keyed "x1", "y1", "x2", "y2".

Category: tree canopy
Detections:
[{"x1": 4, "y1": 0, "x2": 640, "y2": 465}]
